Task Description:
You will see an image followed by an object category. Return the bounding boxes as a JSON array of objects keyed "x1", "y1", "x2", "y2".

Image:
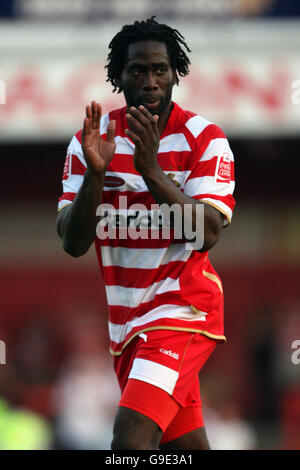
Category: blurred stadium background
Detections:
[{"x1": 1, "y1": 0, "x2": 300, "y2": 450}]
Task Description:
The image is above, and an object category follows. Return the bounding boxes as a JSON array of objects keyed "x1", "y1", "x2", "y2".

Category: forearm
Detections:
[
  {"x1": 141, "y1": 167, "x2": 223, "y2": 251},
  {"x1": 57, "y1": 169, "x2": 105, "y2": 257}
]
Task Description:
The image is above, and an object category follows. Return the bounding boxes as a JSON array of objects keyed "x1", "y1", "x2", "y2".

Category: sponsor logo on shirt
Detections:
[
  {"x1": 159, "y1": 348, "x2": 180, "y2": 360},
  {"x1": 215, "y1": 151, "x2": 231, "y2": 184},
  {"x1": 104, "y1": 176, "x2": 125, "y2": 188},
  {"x1": 63, "y1": 152, "x2": 71, "y2": 180}
]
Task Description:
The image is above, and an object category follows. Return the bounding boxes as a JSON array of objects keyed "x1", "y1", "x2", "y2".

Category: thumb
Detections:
[{"x1": 106, "y1": 120, "x2": 116, "y2": 143}]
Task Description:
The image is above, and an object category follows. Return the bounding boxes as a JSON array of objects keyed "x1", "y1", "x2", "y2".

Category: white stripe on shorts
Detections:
[{"x1": 128, "y1": 358, "x2": 179, "y2": 395}]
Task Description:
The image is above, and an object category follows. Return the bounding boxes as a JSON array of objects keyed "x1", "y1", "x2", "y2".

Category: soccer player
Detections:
[{"x1": 57, "y1": 17, "x2": 235, "y2": 450}]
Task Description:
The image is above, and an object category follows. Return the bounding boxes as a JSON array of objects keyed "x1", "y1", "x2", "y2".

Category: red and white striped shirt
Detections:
[{"x1": 58, "y1": 102, "x2": 235, "y2": 355}]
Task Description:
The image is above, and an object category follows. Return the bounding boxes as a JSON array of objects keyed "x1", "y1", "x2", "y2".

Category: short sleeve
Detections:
[
  {"x1": 58, "y1": 130, "x2": 87, "y2": 212},
  {"x1": 184, "y1": 120, "x2": 235, "y2": 226}
]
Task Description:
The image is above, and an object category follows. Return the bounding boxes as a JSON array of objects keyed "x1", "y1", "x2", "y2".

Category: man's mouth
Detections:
[{"x1": 142, "y1": 99, "x2": 160, "y2": 110}]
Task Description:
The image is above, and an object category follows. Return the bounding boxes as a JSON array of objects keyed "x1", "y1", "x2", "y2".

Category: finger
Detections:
[
  {"x1": 83, "y1": 106, "x2": 92, "y2": 137},
  {"x1": 93, "y1": 101, "x2": 102, "y2": 118},
  {"x1": 125, "y1": 128, "x2": 143, "y2": 148},
  {"x1": 106, "y1": 120, "x2": 116, "y2": 144},
  {"x1": 128, "y1": 106, "x2": 153, "y2": 135},
  {"x1": 83, "y1": 116, "x2": 90, "y2": 129},
  {"x1": 129, "y1": 106, "x2": 152, "y2": 126},
  {"x1": 97, "y1": 102, "x2": 102, "y2": 119},
  {"x1": 132, "y1": 106, "x2": 159, "y2": 141},
  {"x1": 83, "y1": 117, "x2": 88, "y2": 134},
  {"x1": 140, "y1": 109, "x2": 159, "y2": 138},
  {"x1": 126, "y1": 113, "x2": 149, "y2": 143},
  {"x1": 91, "y1": 101, "x2": 98, "y2": 130},
  {"x1": 82, "y1": 117, "x2": 93, "y2": 148},
  {"x1": 138, "y1": 105, "x2": 158, "y2": 131},
  {"x1": 86, "y1": 104, "x2": 92, "y2": 118},
  {"x1": 91, "y1": 101, "x2": 101, "y2": 130}
]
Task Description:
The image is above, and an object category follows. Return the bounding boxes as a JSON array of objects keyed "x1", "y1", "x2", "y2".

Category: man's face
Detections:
[{"x1": 120, "y1": 41, "x2": 175, "y2": 116}]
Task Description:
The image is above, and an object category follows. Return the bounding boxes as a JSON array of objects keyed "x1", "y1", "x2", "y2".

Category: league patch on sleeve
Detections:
[
  {"x1": 215, "y1": 151, "x2": 231, "y2": 184},
  {"x1": 63, "y1": 152, "x2": 71, "y2": 180}
]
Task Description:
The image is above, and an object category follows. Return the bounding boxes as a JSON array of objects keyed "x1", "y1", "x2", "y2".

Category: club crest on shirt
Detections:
[
  {"x1": 215, "y1": 151, "x2": 231, "y2": 184},
  {"x1": 166, "y1": 173, "x2": 181, "y2": 187}
]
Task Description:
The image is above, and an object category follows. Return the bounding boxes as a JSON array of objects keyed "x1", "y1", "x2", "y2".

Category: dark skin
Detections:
[
  {"x1": 111, "y1": 406, "x2": 211, "y2": 450},
  {"x1": 57, "y1": 40, "x2": 223, "y2": 449}
]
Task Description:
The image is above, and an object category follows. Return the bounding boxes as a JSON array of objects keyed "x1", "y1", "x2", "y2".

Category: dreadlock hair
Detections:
[{"x1": 105, "y1": 16, "x2": 191, "y2": 93}]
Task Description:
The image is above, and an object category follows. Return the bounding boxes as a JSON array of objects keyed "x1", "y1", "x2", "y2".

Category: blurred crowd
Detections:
[
  {"x1": 0, "y1": 296, "x2": 300, "y2": 450},
  {"x1": 1, "y1": 0, "x2": 300, "y2": 20},
  {"x1": 0, "y1": 308, "x2": 120, "y2": 450}
]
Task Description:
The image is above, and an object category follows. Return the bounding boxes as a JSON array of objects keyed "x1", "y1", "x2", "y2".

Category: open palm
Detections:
[{"x1": 82, "y1": 101, "x2": 116, "y2": 173}]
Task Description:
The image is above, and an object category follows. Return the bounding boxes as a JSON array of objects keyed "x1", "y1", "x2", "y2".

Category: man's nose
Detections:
[{"x1": 143, "y1": 72, "x2": 158, "y2": 89}]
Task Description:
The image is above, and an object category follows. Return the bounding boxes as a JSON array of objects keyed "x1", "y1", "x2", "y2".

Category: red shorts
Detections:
[{"x1": 113, "y1": 329, "x2": 217, "y2": 444}]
